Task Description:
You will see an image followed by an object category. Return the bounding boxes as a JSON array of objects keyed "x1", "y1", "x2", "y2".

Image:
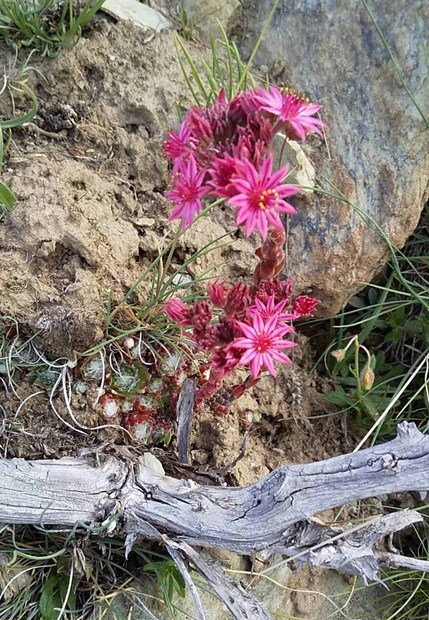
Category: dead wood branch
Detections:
[
  {"x1": 1, "y1": 422, "x2": 428, "y2": 620},
  {"x1": 176, "y1": 378, "x2": 195, "y2": 465}
]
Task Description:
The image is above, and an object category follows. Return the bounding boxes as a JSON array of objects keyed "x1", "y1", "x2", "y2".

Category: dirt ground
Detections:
[{"x1": 0, "y1": 16, "x2": 351, "y2": 483}]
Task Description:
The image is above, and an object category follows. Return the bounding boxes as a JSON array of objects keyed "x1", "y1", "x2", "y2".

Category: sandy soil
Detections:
[{"x1": 0, "y1": 17, "x2": 349, "y2": 482}]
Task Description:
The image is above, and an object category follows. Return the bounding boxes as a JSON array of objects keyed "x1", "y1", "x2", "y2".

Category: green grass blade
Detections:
[
  {"x1": 0, "y1": 180, "x2": 16, "y2": 210},
  {"x1": 175, "y1": 37, "x2": 202, "y2": 106},
  {"x1": 236, "y1": 0, "x2": 280, "y2": 92},
  {"x1": 175, "y1": 33, "x2": 209, "y2": 105},
  {"x1": 0, "y1": 83, "x2": 38, "y2": 129},
  {"x1": 201, "y1": 58, "x2": 221, "y2": 101}
]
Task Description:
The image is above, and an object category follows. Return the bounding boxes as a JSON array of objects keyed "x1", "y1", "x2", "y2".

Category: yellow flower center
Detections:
[
  {"x1": 258, "y1": 188, "x2": 279, "y2": 210},
  {"x1": 255, "y1": 335, "x2": 271, "y2": 352}
]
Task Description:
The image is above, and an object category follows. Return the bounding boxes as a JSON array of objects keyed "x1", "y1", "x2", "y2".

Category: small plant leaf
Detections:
[
  {"x1": 28, "y1": 366, "x2": 61, "y2": 390},
  {"x1": 324, "y1": 390, "x2": 352, "y2": 407},
  {"x1": 348, "y1": 296, "x2": 366, "y2": 309},
  {"x1": 0, "y1": 181, "x2": 16, "y2": 211},
  {"x1": 111, "y1": 362, "x2": 150, "y2": 395},
  {"x1": 0, "y1": 83, "x2": 38, "y2": 129},
  {"x1": 39, "y1": 575, "x2": 61, "y2": 620}
]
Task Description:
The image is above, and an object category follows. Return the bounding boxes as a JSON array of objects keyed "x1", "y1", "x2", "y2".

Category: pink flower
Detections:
[
  {"x1": 163, "y1": 121, "x2": 194, "y2": 162},
  {"x1": 167, "y1": 155, "x2": 209, "y2": 229},
  {"x1": 227, "y1": 155, "x2": 299, "y2": 239},
  {"x1": 292, "y1": 295, "x2": 320, "y2": 318},
  {"x1": 256, "y1": 86, "x2": 325, "y2": 141},
  {"x1": 231, "y1": 313, "x2": 295, "y2": 378},
  {"x1": 164, "y1": 298, "x2": 191, "y2": 325},
  {"x1": 249, "y1": 294, "x2": 294, "y2": 324},
  {"x1": 186, "y1": 108, "x2": 214, "y2": 147},
  {"x1": 227, "y1": 89, "x2": 263, "y2": 123}
]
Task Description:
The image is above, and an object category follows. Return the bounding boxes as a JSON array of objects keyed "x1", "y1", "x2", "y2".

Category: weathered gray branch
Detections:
[
  {"x1": 282, "y1": 511, "x2": 425, "y2": 584},
  {"x1": 376, "y1": 551, "x2": 429, "y2": 573},
  {"x1": 1, "y1": 422, "x2": 428, "y2": 620},
  {"x1": 168, "y1": 540, "x2": 272, "y2": 620},
  {"x1": 127, "y1": 422, "x2": 428, "y2": 555}
]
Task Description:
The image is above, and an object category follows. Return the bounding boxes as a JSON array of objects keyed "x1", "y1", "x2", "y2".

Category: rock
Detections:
[
  {"x1": 236, "y1": 0, "x2": 429, "y2": 315},
  {"x1": 182, "y1": 0, "x2": 241, "y2": 40},
  {"x1": 275, "y1": 136, "x2": 316, "y2": 193},
  {"x1": 99, "y1": 559, "x2": 387, "y2": 619},
  {"x1": 102, "y1": 0, "x2": 171, "y2": 32},
  {"x1": 139, "y1": 452, "x2": 165, "y2": 475},
  {"x1": 0, "y1": 555, "x2": 32, "y2": 603},
  {"x1": 1, "y1": 158, "x2": 140, "y2": 356}
]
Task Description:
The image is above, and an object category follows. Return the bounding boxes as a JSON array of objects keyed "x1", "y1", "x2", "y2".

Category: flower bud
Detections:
[
  {"x1": 225, "y1": 283, "x2": 251, "y2": 315},
  {"x1": 331, "y1": 349, "x2": 346, "y2": 362},
  {"x1": 163, "y1": 297, "x2": 191, "y2": 326},
  {"x1": 207, "y1": 281, "x2": 228, "y2": 307},
  {"x1": 360, "y1": 367, "x2": 375, "y2": 391}
]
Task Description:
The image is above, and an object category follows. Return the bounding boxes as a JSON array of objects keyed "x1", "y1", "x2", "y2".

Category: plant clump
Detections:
[
  {"x1": 84, "y1": 82, "x2": 324, "y2": 435},
  {"x1": 159, "y1": 83, "x2": 323, "y2": 417},
  {"x1": 0, "y1": 0, "x2": 105, "y2": 57}
]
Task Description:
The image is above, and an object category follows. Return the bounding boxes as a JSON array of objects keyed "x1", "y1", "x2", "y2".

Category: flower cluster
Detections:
[
  {"x1": 164, "y1": 85, "x2": 325, "y2": 238},
  {"x1": 164, "y1": 276, "x2": 319, "y2": 384},
  {"x1": 162, "y1": 82, "x2": 324, "y2": 415}
]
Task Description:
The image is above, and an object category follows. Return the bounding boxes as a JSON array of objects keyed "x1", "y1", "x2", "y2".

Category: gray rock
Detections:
[
  {"x1": 102, "y1": 0, "x2": 171, "y2": 31},
  {"x1": 182, "y1": 0, "x2": 241, "y2": 41},
  {"x1": 99, "y1": 561, "x2": 387, "y2": 619},
  {"x1": 275, "y1": 136, "x2": 316, "y2": 194},
  {"x1": 236, "y1": 0, "x2": 429, "y2": 315}
]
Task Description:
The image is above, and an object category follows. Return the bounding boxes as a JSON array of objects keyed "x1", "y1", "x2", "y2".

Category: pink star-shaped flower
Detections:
[
  {"x1": 163, "y1": 121, "x2": 194, "y2": 162},
  {"x1": 167, "y1": 155, "x2": 209, "y2": 229},
  {"x1": 227, "y1": 155, "x2": 299, "y2": 239},
  {"x1": 230, "y1": 312, "x2": 295, "y2": 378},
  {"x1": 256, "y1": 86, "x2": 325, "y2": 141},
  {"x1": 249, "y1": 294, "x2": 295, "y2": 324}
]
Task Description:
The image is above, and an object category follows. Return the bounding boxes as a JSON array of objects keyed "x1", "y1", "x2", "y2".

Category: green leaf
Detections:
[
  {"x1": 324, "y1": 390, "x2": 352, "y2": 407},
  {"x1": 384, "y1": 327, "x2": 402, "y2": 343},
  {"x1": 171, "y1": 567, "x2": 186, "y2": 598},
  {"x1": 0, "y1": 83, "x2": 38, "y2": 129},
  {"x1": 348, "y1": 296, "x2": 366, "y2": 309},
  {"x1": 360, "y1": 396, "x2": 379, "y2": 420},
  {"x1": 0, "y1": 181, "x2": 16, "y2": 211},
  {"x1": 111, "y1": 362, "x2": 150, "y2": 396},
  {"x1": 403, "y1": 319, "x2": 425, "y2": 337},
  {"x1": 338, "y1": 376, "x2": 358, "y2": 387},
  {"x1": 39, "y1": 576, "x2": 61, "y2": 620},
  {"x1": 368, "y1": 288, "x2": 379, "y2": 305},
  {"x1": 59, "y1": 576, "x2": 76, "y2": 611}
]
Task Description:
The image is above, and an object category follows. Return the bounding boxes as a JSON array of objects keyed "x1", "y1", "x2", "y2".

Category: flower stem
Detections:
[
  {"x1": 354, "y1": 337, "x2": 362, "y2": 398},
  {"x1": 154, "y1": 223, "x2": 182, "y2": 304},
  {"x1": 278, "y1": 134, "x2": 288, "y2": 169}
]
